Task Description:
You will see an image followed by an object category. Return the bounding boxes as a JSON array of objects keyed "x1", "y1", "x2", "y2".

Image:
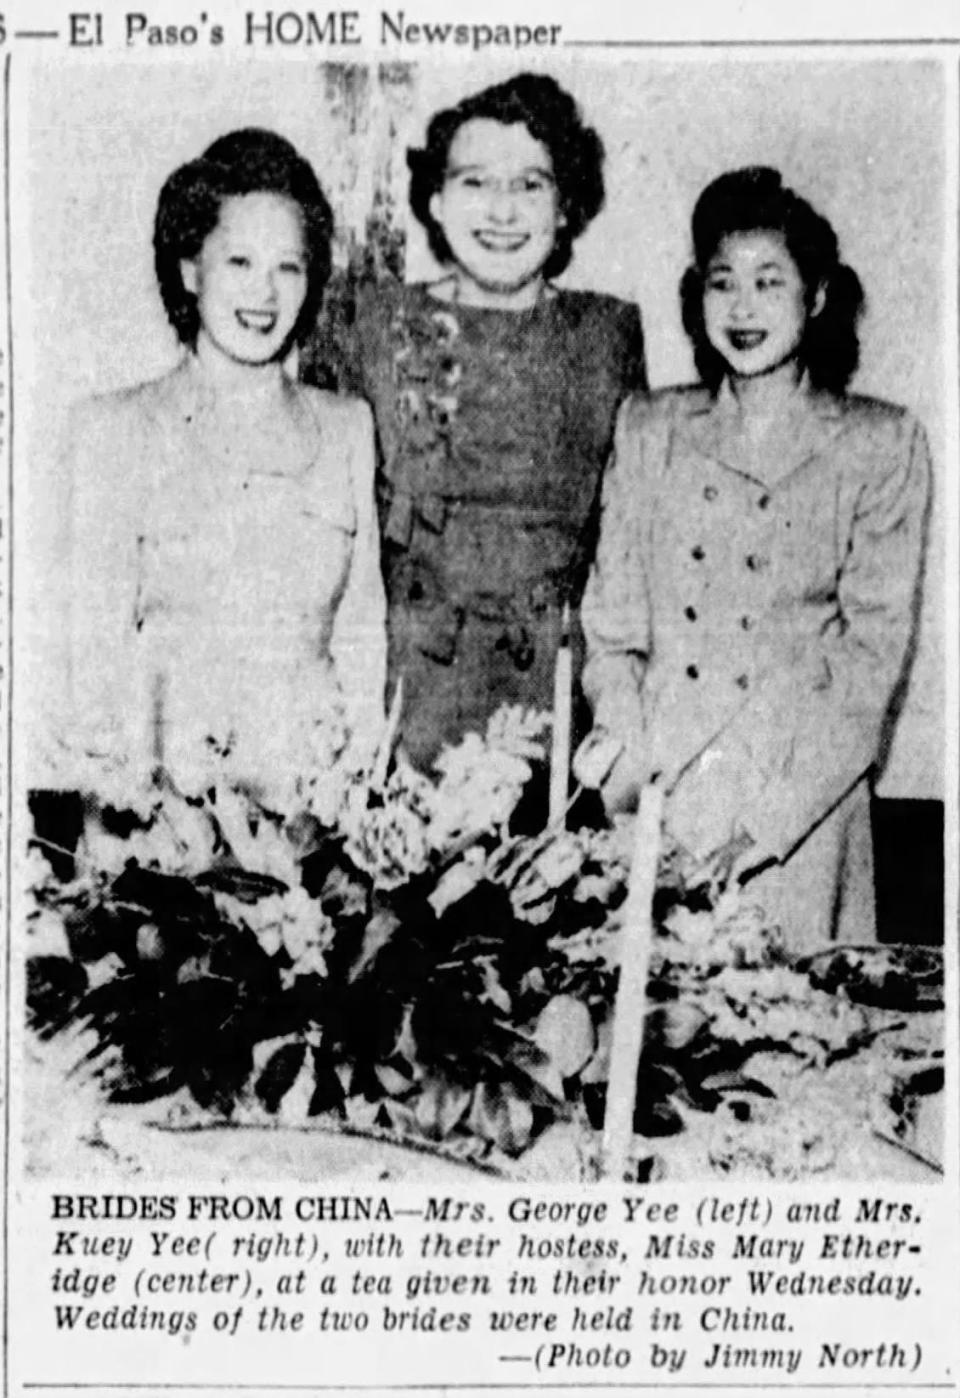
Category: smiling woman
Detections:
[
  {"x1": 179, "y1": 192, "x2": 310, "y2": 364},
  {"x1": 303, "y1": 73, "x2": 646, "y2": 772},
  {"x1": 423, "y1": 117, "x2": 565, "y2": 310},
  {"x1": 701, "y1": 230, "x2": 816, "y2": 381},
  {"x1": 33, "y1": 128, "x2": 386, "y2": 809},
  {"x1": 580, "y1": 168, "x2": 931, "y2": 951}
]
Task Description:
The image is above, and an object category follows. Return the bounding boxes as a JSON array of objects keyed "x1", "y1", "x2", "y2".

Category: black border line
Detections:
[
  {"x1": 562, "y1": 36, "x2": 960, "y2": 47},
  {"x1": 18, "y1": 1384, "x2": 959, "y2": 1392},
  {"x1": 3, "y1": 43, "x2": 13, "y2": 1398}
]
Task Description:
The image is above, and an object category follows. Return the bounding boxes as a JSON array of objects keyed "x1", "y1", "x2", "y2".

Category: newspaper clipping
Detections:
[{"x1": 2, "y1": 0, "x2": 958, "y2": 1394}]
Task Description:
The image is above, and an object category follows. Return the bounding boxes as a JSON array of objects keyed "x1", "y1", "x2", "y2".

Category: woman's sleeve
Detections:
[
  {"x1": 330, "y1": 400, "x2": 387, "y2": 756},
  {"x1": 668, "y1": 409, "x2": 932, "y2": 862},
  {"x1": 580, "y1": 394, "x2": 652, "y2": 740}
]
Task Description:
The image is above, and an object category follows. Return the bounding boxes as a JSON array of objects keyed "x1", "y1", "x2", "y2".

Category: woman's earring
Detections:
[{"x1": 180, "y1": 259, "x2": 198, "y2": 295}]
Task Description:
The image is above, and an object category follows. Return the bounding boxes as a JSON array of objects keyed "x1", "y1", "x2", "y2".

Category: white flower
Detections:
[
  {"x1": 485, "y1": 705, "x2": 551, "y2": 759},
  {"x1": 528, "y1": 833, "x2": 585, "y2": 891},
  {"x1": 428, "y1": 849, "x2": 487, "y2": 915},
  {"x1": 152, "y1": 791, "x2": 218, "y2": 875},
  {"x1": 280, "y1": 887, "x2": 335, "y2": 962},
  {"x1": 78, "y1": 819, "x2": 136, "y2": 878},
  {"x1": 339, "y1": 758, "x2": 435, "y2": 888},
  {"x1": 26, "y1": 907, "x2": 72, "y2": 958},
  {"x1": 24, "y1": 844, "x2": 57, "y2": 894}
]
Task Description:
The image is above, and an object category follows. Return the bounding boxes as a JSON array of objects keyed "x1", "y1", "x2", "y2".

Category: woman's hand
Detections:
[
  {"x1": 573, "y1": 727, "x2": 647, "y2": 815},
  {"x1": 573, "y1": 728, "x2": 622, "y2": 790},
  {"x1": 687, "y1": 827, "x2": 770, "y2": 904}
]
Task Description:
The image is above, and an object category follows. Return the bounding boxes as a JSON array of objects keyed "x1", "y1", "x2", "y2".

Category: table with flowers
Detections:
[{"x1": 24, "y1": 708, "x2": 943, "y2": 1184}]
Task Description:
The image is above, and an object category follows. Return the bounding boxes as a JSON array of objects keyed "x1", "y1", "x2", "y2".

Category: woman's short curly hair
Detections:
[
  {"x1": 153, "y1": 127, "x2": 334, "y2": 348},
  {"x1": 680, "y1": 166, "x2": 864, "y2": 395},
  {"x1": 407, "y1": 73, "x2": 605, "y2": 281}
]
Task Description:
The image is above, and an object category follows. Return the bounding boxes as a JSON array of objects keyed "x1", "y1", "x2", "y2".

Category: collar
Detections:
[{"x1": 673, "y1": 376, "x2": 846, "y2": 487}]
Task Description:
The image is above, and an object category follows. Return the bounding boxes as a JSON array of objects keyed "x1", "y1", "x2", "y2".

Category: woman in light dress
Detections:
[{"x1": 43, "y1": 128, "x2": 385, "y2": 811}]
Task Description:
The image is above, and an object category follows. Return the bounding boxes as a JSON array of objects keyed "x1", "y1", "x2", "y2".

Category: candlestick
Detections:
[
  {"x1": 549, "y1": 603, "x2": 573, "y2": 827},
  {"x1": 602, "y1": 781, "x2": 665, "y2": 1180},
  {"x1": 371, "y1": 675, "x2": 404, "y2": 790}
]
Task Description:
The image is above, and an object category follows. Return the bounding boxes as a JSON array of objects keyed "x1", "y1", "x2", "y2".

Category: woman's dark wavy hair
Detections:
[
  {"x1": 154, "y1": 127, "x2": 333, "y2": 349},
  {"x1": 407, "y1": 73, "x2": 605, "y2": 281},
  {"x1": 680, "y1": 167, "x2": 864, "y2": 395}
]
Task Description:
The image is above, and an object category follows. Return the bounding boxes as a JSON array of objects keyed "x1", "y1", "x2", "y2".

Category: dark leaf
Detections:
[
  {"x1": 436, "y1": 882, "x2": 515, "y2": 949},
  {"x1": 413, "y1": 1076, "x2": 472, "y2": 1139},
  {"x1": 700, "y1": 1069, "x2": 778, "y2": 1098},
  {"x1": 111, "y1": 865, "x2": 214, "y2": 924},
  {"x1": 632, "y1": 1095, "x2": 684, "y2": 1137},
  {"x1": 195, "y1": 864, "x2": 288, "y2": 903},
  {"x1": 307, "y1": 1051, "x2": 345, "y2": 1118},
  {"x1": 327, "y1": 985, "x2": 405, "y2": 1063},
  {"x1": 64, "y1": 901, "x2": 133, "y2": 964},
  {"x1": 103, "y1": 1064, "x2": 185, "y2": 1103},
  {"x1": 301, "y1": 840, "x2": 371, "y2": 912},
  {"x1": 255, "y1": 1041, "x2": 307, "y2": 1114},
  {"x1": 347, "y1": 1059, "x2": 390, "y2": 1102},
  {"x1": 26, "y1": 956, "x2": 88, "y2": 1038},
  {"x1": 347, "y1": 908, "x2": 402, "y2": 984},
  {"x1": 466, "y1": 1080, "x2": 534, "y2": 1156},
  {"x1": 187, "y1": 1035, "x2": 254, "y2": 1115},
  {"x1": 308, "y1": 1062, "x2": 346, "y2": 1116}
]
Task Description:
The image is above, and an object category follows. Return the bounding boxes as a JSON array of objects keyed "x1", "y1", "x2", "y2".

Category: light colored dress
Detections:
[
  {"x1": 582, "y1": 381, "x2": 931, "y2": 950},
  {"x1": 41, "y1": 360, "x2": 386, "y2": 802}
]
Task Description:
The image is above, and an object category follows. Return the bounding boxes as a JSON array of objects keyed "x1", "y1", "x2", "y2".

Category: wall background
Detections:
[{"x1": 14, "y1": 56, "x2": 948, "y2": 796}]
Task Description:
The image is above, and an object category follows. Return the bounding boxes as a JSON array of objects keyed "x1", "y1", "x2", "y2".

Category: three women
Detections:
[
  {"x1": 303, "y1": 73, "x2": 645, "y2": 767},
  {"x1": 45, "y1": 85, "x2": 931, "y2": 953}
]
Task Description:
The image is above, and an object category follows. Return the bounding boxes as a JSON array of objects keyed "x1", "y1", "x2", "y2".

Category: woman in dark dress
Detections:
[{"x1": 304, "y1": 73, "x2": 645, "y2": 768}]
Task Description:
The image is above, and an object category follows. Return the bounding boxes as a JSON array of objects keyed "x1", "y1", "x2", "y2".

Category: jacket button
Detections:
[
  {"x1": 686, "y1": 663, "x2": 699, "y2": 680},
  {"x1": 691, "y1": 545, "x2": 705, "y2": 561},
  {"x1": 684, "y1": 605, "x2": 697, "y2": 621}
]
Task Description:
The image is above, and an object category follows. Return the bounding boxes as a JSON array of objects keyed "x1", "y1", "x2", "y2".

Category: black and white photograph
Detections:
[
  {"x1": 12, "y1": 49, "x2": 950, "y2": 1192},
  {"x1": 3, "y1": 4, "x2": 959, "y2": 1389}
]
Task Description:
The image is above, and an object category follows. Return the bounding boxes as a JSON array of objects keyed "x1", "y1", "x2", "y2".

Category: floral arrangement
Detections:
[{"x1": 25, "y1": 707, "x2": 885, "y2": 1165}]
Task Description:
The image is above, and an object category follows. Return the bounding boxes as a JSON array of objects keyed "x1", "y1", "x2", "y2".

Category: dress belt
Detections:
[{"x1": 390, "y1": 574, "x2": 568, "y2": 669}]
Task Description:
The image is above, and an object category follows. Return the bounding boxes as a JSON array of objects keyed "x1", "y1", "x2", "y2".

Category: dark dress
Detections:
[{"x1": 303, "y1": 282, "x2": 645, "y2": 767}]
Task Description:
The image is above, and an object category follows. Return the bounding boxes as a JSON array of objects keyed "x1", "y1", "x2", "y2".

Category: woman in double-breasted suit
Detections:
[{"x1": 580, "y1": 169, "x2": 931, "y2": 951}]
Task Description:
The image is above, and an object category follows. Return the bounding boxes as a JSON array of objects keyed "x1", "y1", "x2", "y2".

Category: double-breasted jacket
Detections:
[{"x1": 582, "y1": 382, "x2": 931, "y2": 950}]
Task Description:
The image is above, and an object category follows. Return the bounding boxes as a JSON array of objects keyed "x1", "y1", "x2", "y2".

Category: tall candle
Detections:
[
  {"x1": 371, "y1": 675, "x2": 404, "y2": 790},
  {"x1": 602, "y1": 782, "x2": 665, "y2": 1180},
  {"x1": 548, "y1": 603, "x2": 572, "y2": 827}
]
